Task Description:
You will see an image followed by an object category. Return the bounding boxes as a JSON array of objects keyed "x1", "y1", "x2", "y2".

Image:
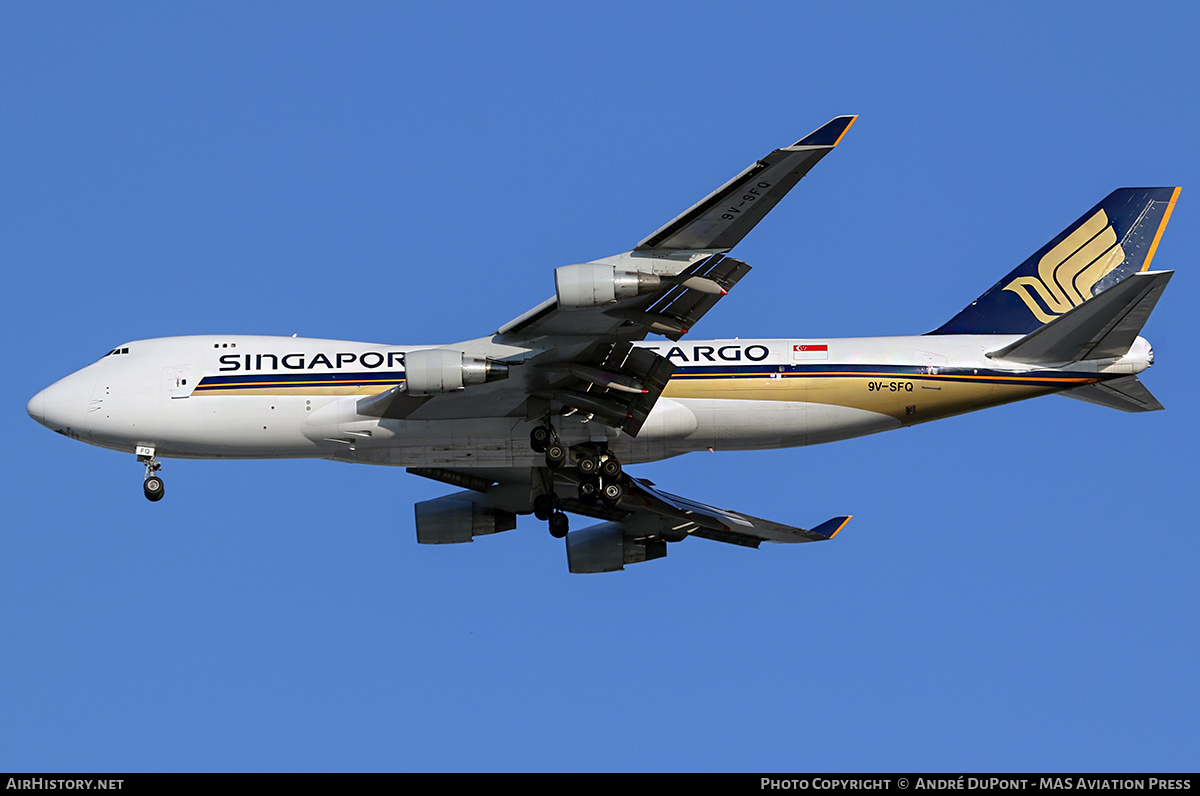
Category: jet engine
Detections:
[
  {"x1": 554, "y1": 263, "x2": 662, "y2": 309},
  {"x1": 414, "y1": 495, "x2": 517, "y2": 544},
  {"x1": 404, "y1": 349, "x2": 509, "y2": 394},
  {"x1": 565, "y1": 522, "x2": 668, "y2": 573}
]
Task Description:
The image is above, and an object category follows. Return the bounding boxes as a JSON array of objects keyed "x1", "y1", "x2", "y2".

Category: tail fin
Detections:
[{"x1": 931, "y1": 187, "x2": 1180, "y2": 335}]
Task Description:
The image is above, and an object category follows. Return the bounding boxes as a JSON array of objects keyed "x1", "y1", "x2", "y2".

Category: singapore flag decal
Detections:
[{"x1": 792, "y1": 343, "x2": 829, "y2": 361}]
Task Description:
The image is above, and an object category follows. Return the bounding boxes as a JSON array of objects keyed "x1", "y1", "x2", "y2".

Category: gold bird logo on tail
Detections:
[{"x1": 1003, "y1": 209, "x2": 1126, "y2": 324}]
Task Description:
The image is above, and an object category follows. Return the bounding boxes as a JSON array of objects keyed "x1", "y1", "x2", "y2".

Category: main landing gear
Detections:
[
  {"x1": 530, "y1": 421, "x2": 625, "y2": 537},
  {"x1": 137, "y1": 446, "x2": 165, "y2": 502},
  {"x1": 534, "y1": 493, "x2": 570, "y2": 538},
  {"x1": 573, "y1": 449, "x2": 623, "y2": 505}
]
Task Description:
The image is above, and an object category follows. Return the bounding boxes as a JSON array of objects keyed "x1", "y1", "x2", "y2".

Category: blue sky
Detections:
[{"x1": 3, "y1": 1, "x2": 1198, "y2": 772}]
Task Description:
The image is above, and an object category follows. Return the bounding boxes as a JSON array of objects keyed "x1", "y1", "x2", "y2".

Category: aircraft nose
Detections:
[
  {"x1": 26, "y1": 390, "x2": 45, "y2": 424},
  {"x1": 27, "y1": 372, "x2": 91, "y2": 436}
]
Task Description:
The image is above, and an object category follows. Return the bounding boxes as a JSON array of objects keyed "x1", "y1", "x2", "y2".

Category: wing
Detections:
[
  {"x1": 498, "y1": 115, "x2": 857, "y2": 340},
  {"x1": 409, "y1": 467, "x2": 851, "y2": 573},
  {"x1": 636, "y1": 115, "x2": 856, "y2": 253},
  {"x1": 366, "y1": 118, "x2": 856, "y2": 434},
  {"x1": 359, "y1": 337, "x2": 676, "y2": 435}
]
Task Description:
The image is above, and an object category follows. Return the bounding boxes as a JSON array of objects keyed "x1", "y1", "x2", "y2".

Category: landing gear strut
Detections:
[
  {"x1": 531, "y1": 420, "x2": 568, "y2": 469},
  {"x1": 137, "y1": 445, "x2": 164, "y2": 502}
]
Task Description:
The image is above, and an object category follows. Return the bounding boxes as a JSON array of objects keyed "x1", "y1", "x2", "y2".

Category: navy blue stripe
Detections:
[
  {"x1": 192, "y1": 365, "x2": 1101, "y2": 394},
  {"x1": 196, "y1": 370, "x2": 405, "y2": 388}
]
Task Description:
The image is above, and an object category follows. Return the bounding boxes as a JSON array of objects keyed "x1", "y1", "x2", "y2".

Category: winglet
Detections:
[
  {"x1": 793, "y1": 116, "x2": 857, "y2": 148},
  {"x1": 810, "y1": 515, "x2": 852, "y2": 540}
]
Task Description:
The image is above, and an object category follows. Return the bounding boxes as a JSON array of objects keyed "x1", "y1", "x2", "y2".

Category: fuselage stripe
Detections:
[
  {"x1": 667, "y1": 366, "x2": 1096, "y2": 386},
  {"x1": 190, "y1": 363, "x2": 1098, "y2": 396},
  {"x1": 194, "y1": 371, "x2": 406, "y2": 392}
]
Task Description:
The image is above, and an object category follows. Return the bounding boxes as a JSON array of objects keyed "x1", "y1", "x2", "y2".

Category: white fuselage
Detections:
[{"x1": 27, "y1": 333, "x2": 1153, "y2": 469}]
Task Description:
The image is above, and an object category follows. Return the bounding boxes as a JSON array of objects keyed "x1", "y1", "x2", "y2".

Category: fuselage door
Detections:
[{"x1": 165, "y1": 366, "x2": 195, "y2": 399}]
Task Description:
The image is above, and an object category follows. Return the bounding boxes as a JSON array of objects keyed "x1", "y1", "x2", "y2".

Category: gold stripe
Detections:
[
  {"x1": 832, "y1": 116, "x2": 857, "y2": 147},
  {"x1": 1142, "y1": 186, "x2": 1181, "y2": 271},
  {"x1": 827, "y1": 516, "x2": 852, "y2": 539}
]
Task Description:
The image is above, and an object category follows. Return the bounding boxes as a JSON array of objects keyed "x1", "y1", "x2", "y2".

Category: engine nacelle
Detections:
[
  {"x1": 414, "y1": 496, "x2": 517, "y2": 545},
  {"x1": 555, "y1": 263, "x2": 661, "y2": 309},
  {"x1": 565, "y1": 522, "x2": 668, "y2": 573},
  {"x1": 404, "y1": 349, "x2": 509, "y2": 395}
]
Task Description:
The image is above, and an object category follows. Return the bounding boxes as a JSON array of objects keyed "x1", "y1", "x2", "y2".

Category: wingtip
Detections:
[
  {"x1": 812, "y1": 515, "x2": 852, "y2": 540},
  {"x1": 794, "y1": 115, "x2": 857, "y2": 148}
]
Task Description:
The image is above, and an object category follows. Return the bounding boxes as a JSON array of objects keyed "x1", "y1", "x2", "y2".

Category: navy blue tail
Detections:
[{"x1": 930, "y1": 187, "x2": 1179, "y2": 335}]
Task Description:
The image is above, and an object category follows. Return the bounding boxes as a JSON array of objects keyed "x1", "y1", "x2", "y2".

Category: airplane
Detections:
[{"x1": 26, "y1": 116, "x2": 1179, "y2": 573}]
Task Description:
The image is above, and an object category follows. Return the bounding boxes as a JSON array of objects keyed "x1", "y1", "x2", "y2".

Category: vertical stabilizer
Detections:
[{"x1": 931, "y1": 187, "x2": 1179, "y2": 335}]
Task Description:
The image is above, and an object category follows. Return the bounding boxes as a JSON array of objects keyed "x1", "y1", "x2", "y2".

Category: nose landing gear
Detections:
[
  {"x1": 144, "y1": 474, "x2": 165, "y2": 502},
  {"x1": 137, "y1": 445, "x2": 164, "y2": 502}
]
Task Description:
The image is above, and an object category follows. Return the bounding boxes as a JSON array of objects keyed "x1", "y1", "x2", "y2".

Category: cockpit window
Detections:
[{"x1": 98, "y1": 346, "x2": 130, "y2": 360}]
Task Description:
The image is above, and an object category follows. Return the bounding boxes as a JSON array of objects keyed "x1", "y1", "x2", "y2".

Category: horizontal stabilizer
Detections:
[
  {"x1": 989, "y1": 270, "x2": 1172, "y2": 365},
  {"x1": 636, "y1": 116, "x2": 856, "y2": 253},
  {"x1": 1060, "y1": 376, "x2": 1164, "y2": 412}
]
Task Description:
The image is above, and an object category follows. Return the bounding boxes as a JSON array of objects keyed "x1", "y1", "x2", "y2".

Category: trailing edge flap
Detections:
[
  {"x1": 1060, "y1": 376, "x2": 1164, "y2": 412},
  {"x1": 635, "y1": 116, "x2": 856, "y2": 253},
  {"x1": 634, "y1": 254, "x2": 752, "y2": 341},
  {"x1": 622, "y1": 477, "x2": 850, "y2": 547},
  {"x1": 543, "y1": 341, "x2": 675, "y2": 436},
  {"x1": 988, "y1": 271, "x2": 1172, "y2": 365}
]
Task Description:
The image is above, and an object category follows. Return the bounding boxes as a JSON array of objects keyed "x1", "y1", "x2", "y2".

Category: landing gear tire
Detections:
[
  {"x1": 144, "y1": 476, "x2": 165, "y2": 502},
  {"x1": 545, "y1": 444, "x2": 567, "y2": 468},
  {"x1": 578, "y1": 480, "x2": 599, "y2": 503},
  {"x1": 600, "y1": 457, "x2": 622, "y2": 478},
  {"x1": 548, "y1": 511, "x2": 569, "y2": 538},
  {"x1": 530, "y1": 426, "x2": 552, "y2": 453},
  {"x1": 577, "y1": 456, "x2": 599, "y2": 476},
  {"x1": 601, "y1": 482, "x2": 623, "y2": 504},
  {"x1": 533, "y1": 493, "x2": 558, "y2": 521}
]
